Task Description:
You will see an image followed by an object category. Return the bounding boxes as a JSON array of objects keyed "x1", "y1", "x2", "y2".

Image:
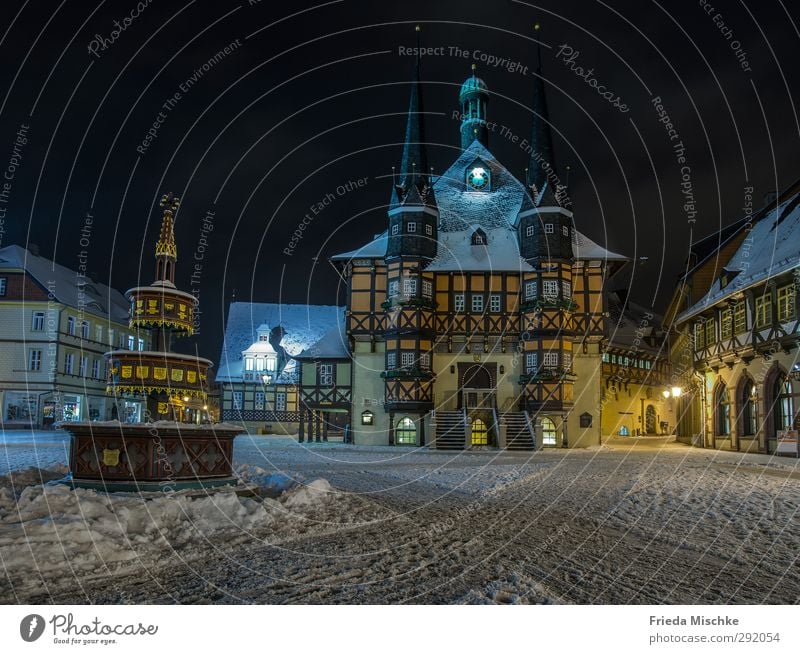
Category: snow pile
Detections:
[{"x1": 0, "y1": 470, "x2": 337, "y2": 591}]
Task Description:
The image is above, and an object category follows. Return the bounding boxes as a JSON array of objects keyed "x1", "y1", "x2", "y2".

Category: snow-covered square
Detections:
[{"x1": 1, "y1": 433, "x2": 798, "y2": 604}]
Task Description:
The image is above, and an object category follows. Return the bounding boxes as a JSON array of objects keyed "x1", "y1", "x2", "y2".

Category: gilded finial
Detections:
[
  {"x1": 160, "y1": 192, "x2": 180, "y2": 214},
  {"x1": 471, "y1": 63, "x2": 477, "y2": 73},
  {"x1": 155, "y1": 192, "x2": 179, "y2": 259}
]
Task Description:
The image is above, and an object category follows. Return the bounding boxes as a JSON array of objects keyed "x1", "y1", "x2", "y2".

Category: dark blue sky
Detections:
[{"x1": 1, "y1": 0, "x2": 798, "y2": 358}]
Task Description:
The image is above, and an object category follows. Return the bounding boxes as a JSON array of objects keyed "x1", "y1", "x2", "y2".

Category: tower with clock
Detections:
[{"x1": 321, "y1": 29, "x2": 634, "y2": 450}]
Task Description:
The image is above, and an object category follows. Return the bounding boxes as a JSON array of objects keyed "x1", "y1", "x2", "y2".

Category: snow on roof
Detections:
[
  {"x1": 0, "y1": 244, "x2": 129, "y2": 322},
  {"x1": 329, "y1": 140, "x2": 630, "y2": 266},
  {"x1": 296, "y1": 320, "x2": 349, "y2": 359},
  {"x1": 605, "y1": 291, "x2": 666, "y2": 355},
  {"x1": 216, "y1": 302, "x2": 344, "y2": 383},
  {"x1": 426, "y1": 227, "x2": 533, "y2": 272},
  {"x1": 677, "y1": 193, "x2": 800, "y2": 323}
]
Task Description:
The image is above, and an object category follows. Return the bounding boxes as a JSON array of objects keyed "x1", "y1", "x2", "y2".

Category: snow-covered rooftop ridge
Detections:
[
  {"x1": 215, "y1": 302, "x2": 344, "y2": 383},
  {"x1": 296, "y1": 319, "x2": 349, "y2": 359},
  {"x1": 329, "y1": 141, "x2": 629, "y2": 265},
  {"x1": 0, "y1": 244, "x2": 129, "y2": 321},
  {"x1": 426, "y1": 227, "x2": 534, "y2": 272},
  {"x1": 677, "y1": 192, "x2": 800, "y2": 323}
]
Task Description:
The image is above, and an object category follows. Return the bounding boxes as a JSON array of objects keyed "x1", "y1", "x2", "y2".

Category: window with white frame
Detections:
[
  {"x1": 108, "y1": 328, "x2": 114, "y2": 346},
  {"x1": 490, "y1": 294, "x2": 501, "y2": 312},
  {"x1": 543, "y1": 280, "x2": 559, "y2": 298},
  {"x1": 422, "y1": 279, "x2": 432, "y2": 298},
  {"x1": 524, "y1": 281, "x2": 537, "y2": 300},
  {"x1": 403, "y1": 278, "x2": 417, "y2": 295},
  {"x1": 407, "y1": 222, "x2": 417, "y2": 233},
  {"x1": 67, "y1": 316, "x2": 76, "y2": 335},
  {"x1": 255, "y1": 358, "x2": 265, "y2": 371},
  {"x1": 127, "y1": 335, "x2": 135, "y2": 350},
  {"x1": 563, "y1": 352, "x2": 572, "y2": 371},
  {"x1": 276, "y1": 392, "x2": 286, "y2": 411},
  {"x1": 420, "y1": 353, "x2": 430, "y2": 370},
  {"x1": 319, "y1": 363, "x2": 334, "y2": 386},
  {"x1": 29, "y1": 350, "x2": 42, "y2": 371},
  {"x1": 233, "y1": 391, "x2": 243, "y2": 410},
  {"x1": 92, "y1": 359, "x2": 100, "y2": 379},
  {"x1": 777, "y1": 284, "x2": 796, "y2": 322},
  {"x1": 544, "y1": 223, "x2": 554, "y2": 234},
  {"x1": 95, "y1": 325, "x2": 103, "y2": 342},
  {"x1": 255, "y1": 391, "x2": 264, "y2": 410},
  {"x1": 526, "y1": 225, "x2": 534, "y2": 237},
  {"x1": 562, "y1": 225, "x2": 569, "y2": 236},
  {"x1": 31, "y1": 311, "x2": 44, "y2": 331},
  {"x1": 454, "y1": 294, "x2": 465, "y2": 312},
  {"x1": 64, "y1": 352, "x2": 74, "y2": 375},
  {"x1": 425, "y1": 224, "x2": 433, "y2": 235},
  {"x1": 543, "y1": 352, "x2": 558, "y2": 369},
  {"x1": 138, "y1": 337, "x2": 145, "y2": 351},
  {"x1": 562, "y1": 280, "x2": 572, "y2": 299},
  {"x1": 245, "y1": 357, "x2": 254, "y2": 371},
  {"x1": 79, "y1": 356, "x2": 88, "y2": 377},
  {"x1": 391, "y1": 224, "x2": 399, "y2": 235},
  {"x1": 387, "y1": 352, "x2": 396, "y2": 369},
  {"x1": 0, "y1": 277, "x2": 6, "y2": 296},
  {"x1": 471, "y1": 294, "x2": 484, "y2": 312},
  {"x1": 388, "y1": 280, "x2": 399, "y2": 297},
  {"x1": 401, "y1": 352, "x2": 414, "y2": 368},
  {"x1": 81, "y1": 321, "x2": 89, "y2": 339},
  {"x1": 525, "y1": 352, "x2": 538, "y2": 373}
]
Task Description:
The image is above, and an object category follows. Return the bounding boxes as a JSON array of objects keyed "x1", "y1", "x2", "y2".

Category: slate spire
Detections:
[{"x1": 526, "y1": 24, "x2": 558, "y2": 198}]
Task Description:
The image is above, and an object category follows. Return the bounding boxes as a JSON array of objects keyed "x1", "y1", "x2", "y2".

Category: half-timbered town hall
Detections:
[{"x1": 217, "y1": 43, "x2": 679, "y2": 448}]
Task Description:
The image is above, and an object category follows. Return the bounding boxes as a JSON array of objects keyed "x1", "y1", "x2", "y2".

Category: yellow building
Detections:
[{"x1": 327, "y1": 53, "x2": 635, "y2": 449}]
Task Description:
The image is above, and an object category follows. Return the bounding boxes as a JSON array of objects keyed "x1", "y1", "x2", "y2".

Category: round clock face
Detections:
[{"x1": 467, "y1": 167, "x2": 488, "y2": 190}]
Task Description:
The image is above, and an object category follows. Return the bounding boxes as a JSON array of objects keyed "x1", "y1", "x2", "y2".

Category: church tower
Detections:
[
  {"x1": 516, "y1": 47, "x2": 577, "y2": 421},
  {"x1": 459, "y1": 65, "x2": 490, "y2": 150},
  {"x1": 382, "y1": 27, "x2": 438, "y2": 443}
]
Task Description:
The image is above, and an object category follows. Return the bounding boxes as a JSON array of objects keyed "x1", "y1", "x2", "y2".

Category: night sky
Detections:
[{"x1": 1, "y1": 0, "x2": 798, "y2": 359}]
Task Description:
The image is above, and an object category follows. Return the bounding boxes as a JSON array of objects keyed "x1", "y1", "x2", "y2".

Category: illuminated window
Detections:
[
  {"x1": 739, "y1": 379, "x2": 757, "y2": 436},
  {"x1": 396, "y1": 417, "x2": 416, "y2": 445},
  {"x1": 471, "y1": 418, "x2": 488, "y2": 446},
  {"x1": 734, "y1": 301, "x2": 747, "y2": 333},
  {"x1": 127, "y1": 335, "x2": 135, "y2": 350},
  {"x1": 419, "y1": 353, "x2": 430, "y2": 370},
  {"x1": 524, "y1": 281, "x2": 536, "y2": 300},
  {"x1": 138, "y1": 338, "x2": 145, "y2": 351},
  {"x1": 715, "y1": 384, "x2": 731, "y2": 436},
  {"x1": 601, "y1": 352, "x2": 609, "y2": 363},
  {"x1": 401, "y1": 352, "x2": 414, "y2": 368},
  {"x1": 543, "y1": 280, "x2": 558, "y2": 298},
  {"x1": 777, "y1": 284, "x2": 795, "y2": 322},
  {"x1": 755, "y1": 294, "x2": 771, "y2": 328},
  {"x1": 256, "y1": 358, "x2": 265, "y2": 371},
  {"x1": 694, "y1": 321, "x2": 705, "y2": 350},
  {"x1": 525, "y1": 352, "x2": 538, "y2": 373},
  {"x1": 245, "y1": 358, "x2": 254, "y2": 371},
  {"x1": 403, "y1": 278, "x2": 417, "y2": 295},
  {"x1": 81, "y1": 321, "x2": 90, "y2": 339},
  {"x1": 543, "y1": 352, "x2": 558, "y2": 370},
  {"x1": 388, "y1": 280, "x2": 399, "y2": 297},
  {"x1": 387, "y1": 352, "x2": 396, "y2": 369},
  {"x1": 361, "y1": 410, "x2": 374, "y2": 425},
  {"x1": 720, "y1": 307, "x2": 733, "y2": 339},
  {"x1": 542, "y1": 417, "x2": 557, "y2": 446}
]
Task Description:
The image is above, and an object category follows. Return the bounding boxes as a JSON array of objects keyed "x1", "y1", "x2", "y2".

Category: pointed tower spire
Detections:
[
  {"x1": 397, "y1": 25, "x2": 429, "y2": 193},
  {"x1": 155, "y1": 193, "x2": 179, "y2": 285},
  {"x1": 526, "y1": 22, "x2": 557, "y2": 196}
]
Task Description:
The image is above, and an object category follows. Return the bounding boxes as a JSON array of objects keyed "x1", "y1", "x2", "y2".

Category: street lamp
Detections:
[
  {"x1": 662, "y1": 390, "x2": 671, "y2": 399},
  {"x1": 671, "y1": 386, "x2": 683, "y2": 398}
]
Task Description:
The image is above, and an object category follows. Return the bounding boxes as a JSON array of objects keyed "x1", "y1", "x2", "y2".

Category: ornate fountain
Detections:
[{"x1": 63, "y1": 194, "x2": 243, "y2": 491}]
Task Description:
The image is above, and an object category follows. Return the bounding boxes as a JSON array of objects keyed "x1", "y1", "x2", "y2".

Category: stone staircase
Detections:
[
  {"x1": 504, "y1": 412, "x2": 535, "y2": 451},
  {"x1": 432, "y1": 410, "x2": 466, "y2": 450}
]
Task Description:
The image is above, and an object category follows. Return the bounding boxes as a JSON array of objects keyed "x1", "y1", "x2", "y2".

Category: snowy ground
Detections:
[{"x1": 1, "y1": 431, "x2": 799, "y2": 604}]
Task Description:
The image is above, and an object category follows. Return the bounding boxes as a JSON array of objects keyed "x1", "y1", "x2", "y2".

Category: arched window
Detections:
[
  {"x1": 542, "y1": 417, "x2": 557, "y2": 446},
  {"x1": 774, "y1": 375, "x2": 795, "y2": 432},
  {"x1": 471, "y1": 418, "x2": 488, "y2": 445},
  {"x1": 645, "y1": 405, "x2": 657, "y2": 434},
  {"x1": 715, "y1": 383, "x2": 731, "y2": 436},
  {"x1": 396, "y1": 417, "x2": 416, "y2": 445},
  {"x1": 739, "y1": 378, "x2": 757, "y2": 436},
  {"x1": 619, "y1": 425, "x2": 629, "y2": 436}
]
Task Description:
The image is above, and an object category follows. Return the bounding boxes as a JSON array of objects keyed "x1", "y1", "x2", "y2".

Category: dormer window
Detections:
[{"x1": 471, "y1": 228, "x2": 487, "y2": 245}]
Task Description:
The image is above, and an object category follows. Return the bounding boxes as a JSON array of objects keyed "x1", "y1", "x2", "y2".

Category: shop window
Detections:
[{"x1": 396, "y1": 417, "x2": 416, "y2": 445}]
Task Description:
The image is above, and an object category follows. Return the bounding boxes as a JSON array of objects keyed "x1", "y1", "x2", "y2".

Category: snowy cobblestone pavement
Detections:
[{"x1": 1, "y1": 433, "x2": 799, "y2": 604}]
